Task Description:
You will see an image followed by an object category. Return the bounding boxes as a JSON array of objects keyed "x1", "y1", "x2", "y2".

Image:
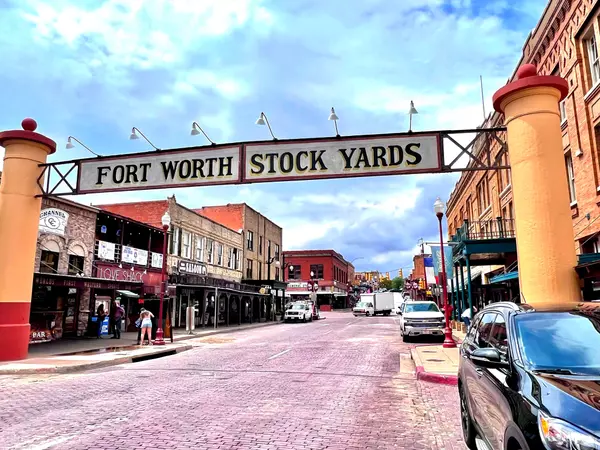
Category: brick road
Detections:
[{"x1": 0, "y1": 312, "x2": 465, "y2": 450}]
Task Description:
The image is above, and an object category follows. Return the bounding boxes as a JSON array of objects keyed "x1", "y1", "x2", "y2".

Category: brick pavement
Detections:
[{"x1": 0, "y1": 312, "x2": 465, "y2": 450}]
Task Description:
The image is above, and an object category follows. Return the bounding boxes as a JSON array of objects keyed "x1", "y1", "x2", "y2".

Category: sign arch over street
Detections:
[{"x1": 39, "y1": 127, "x2": 508, "y2": 196}]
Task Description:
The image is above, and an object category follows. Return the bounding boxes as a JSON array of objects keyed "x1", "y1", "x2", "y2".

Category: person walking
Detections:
[
  {"x1": 111, "y1": 301, "x2": 125, "y2": 339},
  {"x1": 461, "y1": 306, "x2": 476, "y2": 329},
  {"x1": 139, "y1": 308, "x2": 154, "y2": 345}
]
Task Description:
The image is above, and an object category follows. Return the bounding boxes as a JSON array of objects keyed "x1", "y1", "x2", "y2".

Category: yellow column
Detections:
[
  {"x1": 0, "y1": 118, "x2": 56, "y2": 361},
  {"x1": 493, "y1": 64, "x2": 580, "y2": 305}
]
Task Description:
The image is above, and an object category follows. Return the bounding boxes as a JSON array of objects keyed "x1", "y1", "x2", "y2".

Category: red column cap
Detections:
[
  {"x1": 492, "y1": 64, "x2": 569, "y2": 113},
  {"x1": 0, "y1": 118, "x2": 57, "y2": 154}
]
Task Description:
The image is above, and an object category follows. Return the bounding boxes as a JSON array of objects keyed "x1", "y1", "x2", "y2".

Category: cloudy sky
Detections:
[{"x1": 0, "y1": 0, "x2": 546, "y2": 274}]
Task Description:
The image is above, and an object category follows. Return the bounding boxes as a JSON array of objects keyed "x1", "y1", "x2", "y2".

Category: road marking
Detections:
[
  {"x1": 26, "y1": 435, "x2": 77, "y2": 450},
  {"x1": 322, "y1": 330, "x2": 334, "y2": 336},
  {"x1": 268, "y1": 348, "x2": 292, "y2": 360}
]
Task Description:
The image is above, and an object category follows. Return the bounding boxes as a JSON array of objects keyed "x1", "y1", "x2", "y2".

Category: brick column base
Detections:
[{"x1": 0, "y1": 302, "x2": 31, "y2": 361}]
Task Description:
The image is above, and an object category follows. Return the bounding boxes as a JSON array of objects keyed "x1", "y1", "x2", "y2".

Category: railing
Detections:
[
  {"x1": 452, "y1": 218, "x2": 516, "y2": 242},
  {"x1": 94, "y1": 240, "x2": 122, "y2": 263},
  {"x1": 94, "y1": 240, "x2": 163, "y2": 269}
]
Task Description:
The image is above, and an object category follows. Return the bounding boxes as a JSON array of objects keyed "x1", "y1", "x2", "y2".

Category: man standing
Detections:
[{"x1": 111, "y1": 301, "x2": 125, "y2": 339}]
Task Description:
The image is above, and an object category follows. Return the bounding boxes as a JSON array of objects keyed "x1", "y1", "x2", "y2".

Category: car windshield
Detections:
[
  {"x1": 356, "y1": 302, "x2": 371, "y2": 308},
  {"x1": 404, "y1": 303, "x2": 439, "y2": 313},
  {"x1": 515, "y1": 312, "x2": 600, "y2": 375},
  {"x1": 291, "y1": 304, "x2": 306, "y2": 310}
]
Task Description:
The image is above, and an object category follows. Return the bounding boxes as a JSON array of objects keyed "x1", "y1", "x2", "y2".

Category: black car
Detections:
[{"x1": 458, "y1": 301, "x2": 600, "y2": 450}]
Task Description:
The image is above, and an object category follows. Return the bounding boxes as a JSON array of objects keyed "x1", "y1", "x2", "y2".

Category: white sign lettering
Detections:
[
  {"x1": 151, "y1": 252, "x2": 163, "y2": 269},
  {"x1": 39, "y1": 208, "x2": 69, "y2": 236},
  {"x1": 244, "y1": 135, "x2": 440, "y2": 182},
  {"x1": 178, "y1": 261, "x2": 207, "y2": 275},
  {"x1": 78, "y1": 146, "x2": 241, "y2": 193}
]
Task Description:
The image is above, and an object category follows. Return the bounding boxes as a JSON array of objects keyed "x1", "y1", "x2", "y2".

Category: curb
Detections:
[
  {"x1": 0, "y1": 344, "x2": 192, "y2": 376},
  {"x1": 410, "y1": 348, "x2": 458, "y2": 386}
]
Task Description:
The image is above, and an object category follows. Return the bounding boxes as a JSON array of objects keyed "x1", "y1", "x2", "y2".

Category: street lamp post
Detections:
[
  {"x1": 434, "y1": 197, "x2": 456, "y2": 349},
  {"x1": 154, "y1": 211, "x2": 171, "y2": 345}
]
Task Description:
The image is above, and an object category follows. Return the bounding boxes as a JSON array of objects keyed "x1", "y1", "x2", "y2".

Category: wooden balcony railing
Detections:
[{"x1": 452, "y1": 218, "x2": 516, "y2": 242}]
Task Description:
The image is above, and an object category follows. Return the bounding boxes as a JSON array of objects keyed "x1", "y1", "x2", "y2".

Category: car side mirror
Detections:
[{"x1": 470, "y1": 347, "x2": 509, "y2": 369}]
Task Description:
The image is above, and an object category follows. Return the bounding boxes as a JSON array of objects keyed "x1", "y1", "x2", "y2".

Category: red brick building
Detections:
[
  {"x1": 446, "y1": 0, "x2": 600, "y2": 304},
  {"x1": 283, "y1": 250, "x2": 353, "y2": 310}
]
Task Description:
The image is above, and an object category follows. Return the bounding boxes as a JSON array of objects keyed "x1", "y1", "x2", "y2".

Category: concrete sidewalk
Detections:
[
  {"x1": 0, "y1": 320, "x2": 282, "y2": 375},
  {"x1": 410, "y1": 330, "x2": 466, "y2": 385}
]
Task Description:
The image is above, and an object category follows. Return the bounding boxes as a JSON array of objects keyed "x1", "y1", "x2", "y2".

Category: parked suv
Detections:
[
  {"x1": 284, "y1": 302, "x2": 313, "y2": 323},
  {"x1": 458, "y1": 301, "x2": 600, "y2": 450}
]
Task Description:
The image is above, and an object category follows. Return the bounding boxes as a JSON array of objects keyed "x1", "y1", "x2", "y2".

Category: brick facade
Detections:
[
  {"x1": 447, "y1": 0, "x2": 600, "y2": 257},
  {"x1": 283, "y1": 250, "x2": 352, "y2": 293},
  {"x1": 198, "y1": 204, "x2": 283, "y2": 282},
  {"x1": 36, "y1": 197, "x2": 97, "y2": 335}
]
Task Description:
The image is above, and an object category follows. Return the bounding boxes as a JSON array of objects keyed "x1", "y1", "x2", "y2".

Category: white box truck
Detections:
[
  {"x1": 372, "y1": 292, "x2": 394, "y2": 316},
  {"x1": 353, "y1": 292, "x2": 394, "y2": 316}
]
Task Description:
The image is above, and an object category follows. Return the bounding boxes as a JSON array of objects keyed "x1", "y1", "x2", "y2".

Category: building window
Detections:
[
  {"x1": 310, "y1": 264, "x2": 324, "y2": 279},
  {"x1": 68, "y1": 255, "x2": 84, "y2": 275},
  {"x1": 195, "y1": 236, "x2": 204, "y2": 261},
  {"x1": 586, "y1": 33, "x2": 600, "y2": 86},
  {"x1": 289, "y1": 265, "x2": 301, "y2": 280},
  {"x1": 476, "y1": 177, "x2": 490, "y2": 214},
  {"x1": 559, "y1": 100, "x2": 567, "y2": 123},
  {"x1": 258, "y1": 261, "x2": 263, "y2": 279},
  {"x1": 40, "y1": 250, "x2": 59, "y2": 274},
  {"x1": 275, "y1": 243, "x2": 280, "y2": 260},
  {"x1": 259, "y1": 235, "x2": 263, "y2": 255},
  {"x1": 267, "y1": 239, "x2": 271, "y2": 257},
  {"x1": 565, "y1": 151, "x2": 577, "y2": 203},
  {"x1": 246, "y1": 259, "x2": 253, "y2": 278},
  {"x1": 206, "y1": 239, "x2": 214, "y2": 264},
  {"x1": 276, "y1": 267, "x2": 280, "y2": 281},
  {"x1": 497, "y1": 151, "x2": 511, "y2": 193},
  {"x1": 181, "y1": 230, "x2": 191, "y2": 259},
  {"x1": 228, "y1": 248, "x2": 233, "y2": 269},
  {"x1": 217, "y1": 243, "x2": 223, "y2": 265},
  {"x1": 247, "y1": 231, "x2": 254, "y2": 251},
  {"x1": 171, "y1": 227, "x2": 181, "y2": 256},
  {"x1": 235, "y1": 249, "x2": 241, "y2": 270}
]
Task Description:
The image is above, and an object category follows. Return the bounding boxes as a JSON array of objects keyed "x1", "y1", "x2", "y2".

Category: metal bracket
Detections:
[{"x1": 440, "y1": 127, "x2": 509, "y2": 173}]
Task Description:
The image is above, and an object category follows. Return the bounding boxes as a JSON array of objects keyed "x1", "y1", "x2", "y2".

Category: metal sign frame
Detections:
[{"x1": 36, "y1": 127, "x2": 508, "y2": 197}]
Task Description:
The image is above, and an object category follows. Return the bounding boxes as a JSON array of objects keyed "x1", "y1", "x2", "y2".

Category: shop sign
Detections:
[
  {"x1": 178, "y1": 260, "x2": 207, "y2": 275},
  {"x1": 287, "y1": 282, "x2": 307, "y2": 289},
  {"x1": 98, "y1": 240, "x2": 116, "y2": 261},
  {"x1": 39, "y1": 208, "x2": 69, "y2": 236},
  {"x1": 33, "y1": 274, "x2": 140, "y2": 290},
  {"x1": 122, "y1": 246, "x2": 148, "y2": 265},
  {"x1": 95, "y1": 263, "x2": 145, "y2": 283},
  {"x1": 76, "y1": 133, "x2": 441, "y2": 194}
]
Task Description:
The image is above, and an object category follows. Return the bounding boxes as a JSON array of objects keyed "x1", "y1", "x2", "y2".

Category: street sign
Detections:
[{"x1": 74, "y1": 133, "x2": 441, "y2": 194}]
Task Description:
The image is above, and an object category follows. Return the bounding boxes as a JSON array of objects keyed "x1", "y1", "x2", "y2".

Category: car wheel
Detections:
[
  {"x1": 402, "y1": 332, "x2": 409, "y2": 342},
  {"x1": 302, "y1": 315, "x2": 307, "y2": 323},
  {"x1": 459, "y1": 385, "x2": 477, "y2": 450},
  {"x1": 366, "y1": 311, "x2": 371, "y2": 317},
  {"x1": 309, "y1": 316, "x2": 313, "y2": 322}
]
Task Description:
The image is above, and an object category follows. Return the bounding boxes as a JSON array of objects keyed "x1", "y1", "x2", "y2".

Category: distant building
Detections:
[{"x1": 283, "y1": 249, "x2": 353, "y2": 310}]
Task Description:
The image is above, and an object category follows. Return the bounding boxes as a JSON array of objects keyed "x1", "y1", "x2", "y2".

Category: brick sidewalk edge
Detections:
[
  {"x1": 410, "y1": 347, "x2": 458, "y2": 386},
  {"x1": 1, "y1": 321, "x2": 284, "y2": 376}
]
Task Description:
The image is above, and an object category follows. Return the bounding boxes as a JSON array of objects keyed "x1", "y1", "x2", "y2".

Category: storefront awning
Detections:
[
  {"x1": 116, "y1": 290, "x2": 140, "y2": 298},
  {"x1": 489, "y1": 271, "x2": 519, "y2": 284}
]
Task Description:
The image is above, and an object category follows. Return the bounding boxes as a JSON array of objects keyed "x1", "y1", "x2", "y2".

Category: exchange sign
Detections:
[{"x1": 77, "y1": 133, "x2": 441, "y2": 193}]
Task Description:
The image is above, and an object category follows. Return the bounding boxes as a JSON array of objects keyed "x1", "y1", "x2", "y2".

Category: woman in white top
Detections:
[{"x1": 139, "y1": 308, "x2": 154, "y2": 345}]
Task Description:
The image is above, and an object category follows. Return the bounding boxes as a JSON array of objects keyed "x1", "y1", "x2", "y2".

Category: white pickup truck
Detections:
[
  {"x1": 398, "y1": 301, "x2": 445, "y2": 342},
  {"x1": 284, "y1": 302, "x2": 313, "y2": 323}
]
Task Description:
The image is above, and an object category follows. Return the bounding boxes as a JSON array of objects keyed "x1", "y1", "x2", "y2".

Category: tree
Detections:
[
  {"x1": 391, "y1": 277, "x2": 405, "y2": 290},
  {"x1": 379, "y1": 278, "x2": 393, "y2": 290}
]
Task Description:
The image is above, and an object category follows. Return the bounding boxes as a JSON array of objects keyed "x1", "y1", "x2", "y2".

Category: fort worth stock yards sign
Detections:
[{"x1": 77, "y1": 133, "x2": 441, "y2": 193}]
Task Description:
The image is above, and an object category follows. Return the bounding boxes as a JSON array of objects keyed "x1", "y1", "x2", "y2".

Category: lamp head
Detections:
[
  {"x1": 433, "y1": 197, "x2": 445, "y2": 215},
  {"x1": 289, "y1": 265, "x2": 294, "y2": 271},
  {"x1": 129, "y1": 128, "x2": 139, "y2": 140},
  {"x1": 66, "y1": 137, "x2": 74, "y2": 149},
  {"x1": 275, "y1": 260, "x2": 281, "y2": 267},
  {"x1": 161, "y1": 211, "x2": 171, "y2": 229},
  {"x1": 328, "y1": 107, "x2": 339, "y2": 121},
  {"x1": 190, "y1": 123, "x2": 200, "y2": 136},
  {"x1": 409, "y1": 100, "x2": 418, "y2": 115},
  {"x1": 255, "y1": 113, "x2": 266, "y2": 126}
]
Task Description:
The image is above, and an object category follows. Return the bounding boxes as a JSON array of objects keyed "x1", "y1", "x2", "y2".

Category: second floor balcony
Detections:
[
  {"x1": 450, "y1": 218, "x2": 517, "y2": 266},
  {"x1": 94, "y1": 240, "x2": 164, "y2": 269},
  {"x1": 452, "y1": 218, "x2": 516, "y2": 242}
]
